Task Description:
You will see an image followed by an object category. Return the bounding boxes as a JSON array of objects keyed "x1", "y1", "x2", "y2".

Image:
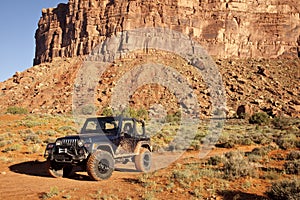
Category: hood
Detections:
[{"x1": 57, "y1": 133, "x2": 114, "y2": 143}]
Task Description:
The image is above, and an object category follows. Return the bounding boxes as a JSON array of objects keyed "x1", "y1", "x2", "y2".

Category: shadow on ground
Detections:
[
  {"x1": 217, "y1": 190, "x2": 269, "y2": 200},
  {"x1": 9, "y1": 161, "x2": 49, "y2": 177},
  {"x1": 9, "y1": 161, "x2": 138, "y2": 180}
]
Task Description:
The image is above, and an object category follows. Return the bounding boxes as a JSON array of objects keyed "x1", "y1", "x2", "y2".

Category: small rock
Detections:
[
  {"x1": 257, "y1": 66, "x2": 270, "y2": 76},
  {"x1": 236, "y1": 104, "x2": 253, "y2": 118}
]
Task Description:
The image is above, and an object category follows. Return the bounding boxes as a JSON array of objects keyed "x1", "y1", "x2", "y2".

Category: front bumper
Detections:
[{"x1": 45, "y1": 146, "x2": 89, "y2": 164}]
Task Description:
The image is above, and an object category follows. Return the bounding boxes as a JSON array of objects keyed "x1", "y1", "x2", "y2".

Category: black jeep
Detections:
[{"x1": 44, "y1": 116, "x2": 152, "y2": 180}]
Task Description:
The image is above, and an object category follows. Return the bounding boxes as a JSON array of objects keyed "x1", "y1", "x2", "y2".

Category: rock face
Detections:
[{"x1": 34, "y1": 0, "x2": 300, "y2": 65}]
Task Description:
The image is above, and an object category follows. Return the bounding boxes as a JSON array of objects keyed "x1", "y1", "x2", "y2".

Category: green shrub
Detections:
[
  {"x1": 263, "y1": 171, "x2": 280, "y2": 180},
  {"x1": 81, "y1": 104, "x2": 95, "y2": 115},
  {"x1": 284, "y1": 161, "x2": 300, "y2": 175},
  {"x1": 27, "y1": 144, "x2": 41, "y2": 154},
  {"x1": 287, "y1": 151, "x2": 300, "y2": 161},
  {"x1": 6, "y1": 106, "x2": 28, "y2": 114},
  {"x1": 276, "y1": 134, "x2": 297, "y2": 150},
  {"x1": 166, "y1": 111, "x2": 181, "y2": 124},
  {"x1": 223, "y1": 151, "x2": 256, "y2": 180},
  {"x1": 45, "y1": 130, "x2": 57, "y2": 136},
  {"x1": 18, "y1": 118, "x2": 44, "y2": 128},
  {"x1": 267, "y1": 179, "x2": 300, "y2": 200},
  {"x1": 249, "y1": 145, "x2": 275, "y2": 157},
  {"x1": 249, "y1": 112, "x2": 269, "y2": 125},
  {"x1": 0, "y1": 141, "x2": 7, "y2": 147},
  {"x1": 42, "y1": 186, "x2": 60, "y2": 199},
  {"x1": 2, "y1": 144, "x2": 21, "y2": 152},
  {"x1": 101, "y1": 106, "x2": 113, "y2": 116},
  {"x1": 272, "y1": 117, "x2": 290, "y2": 130},
  {"x1": 207, "y1": 155, "x2": 222, "y2": 166},
  {"x1": 24, "y1": 134, "x2": 41, "y2": 144},
  {"x1": 35, "y1": 130, "x2": 44, "y2": 135}
]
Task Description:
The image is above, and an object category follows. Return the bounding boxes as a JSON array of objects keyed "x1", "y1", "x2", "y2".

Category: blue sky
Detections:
[{"x1": 0, "y1": 0, "x2": 68, "y2": 82}]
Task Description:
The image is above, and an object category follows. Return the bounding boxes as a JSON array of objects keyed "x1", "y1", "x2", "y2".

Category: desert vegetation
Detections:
[{"x1": 0, "y1": 109, "x2": 299, "y2": 199}]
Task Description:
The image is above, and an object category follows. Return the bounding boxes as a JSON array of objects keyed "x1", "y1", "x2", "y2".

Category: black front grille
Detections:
[{"x1": 61, "y1": 139, "x2": 78, "y2": 146}]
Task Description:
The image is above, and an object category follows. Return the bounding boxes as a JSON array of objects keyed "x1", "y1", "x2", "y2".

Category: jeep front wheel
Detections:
[
  {"x1": 87, "y1": 151, "x2": 115, "y2": 181},
  {"x1": 46, "y1": 159, "x2": 63, "y2": 178},
  {"x1": 46, "y1": 159, "x2": 73, "y2": 178},
  {"x1": 134, "y1": 148, "x2": 151, "y2": 172}
]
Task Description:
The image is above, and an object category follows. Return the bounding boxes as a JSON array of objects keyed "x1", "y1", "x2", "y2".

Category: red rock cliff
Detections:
[{"x1": 34, "y1": 0, "x2": 300, "y2": 65}]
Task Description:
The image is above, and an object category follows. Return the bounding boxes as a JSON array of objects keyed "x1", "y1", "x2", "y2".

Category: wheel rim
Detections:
[
  {"x1": 97, "y1": 159, "x2": 110, "y2": 174},
  {"x1": 143, "y1": 154, "x2": 151, "y2": 168}
]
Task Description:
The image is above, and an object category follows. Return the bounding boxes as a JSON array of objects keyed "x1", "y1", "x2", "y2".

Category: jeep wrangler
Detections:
[{"x1": 44, "y1": 116, "x2": 152, "y2": 180}]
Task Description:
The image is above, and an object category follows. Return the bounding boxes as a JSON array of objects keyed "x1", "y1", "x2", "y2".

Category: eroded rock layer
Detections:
[{"x1": 34, "y1": 0, "x2": 300, "y2": 65}]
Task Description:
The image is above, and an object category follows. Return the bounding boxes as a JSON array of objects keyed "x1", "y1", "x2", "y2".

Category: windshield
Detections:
[{"x1": 81, "y1": 117, "x2": 120, "y2": 135}]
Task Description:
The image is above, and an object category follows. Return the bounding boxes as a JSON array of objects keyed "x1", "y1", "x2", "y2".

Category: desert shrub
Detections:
[
  {"x1": 207, "y1": 155, "x2": 222, "y2": 166},
  {"x1": 216, "y1": 134, "x2": 236, "y2": 148},
  {"x1": 35, "y1": 130, "x2": 44, "y2": 135},
  {"x1": 27, "y1": 144, "x2": 41, "y2": 154},
  {"x1": 263, "y1": 170, "x2": 280, "y2": 180},
  {"x1": 249, "y1": 112, "x2": 269, "y2": 125},
  {"x1": 249, "y1": 145, "x2": 276, "y2": 157},
  {"x1": 2, "y1": 144, "x2": 21, "y2": 152},
  {"x1": 6, "y1": 106, "x2": 28, "y2": 114},
  {"x1": 287, "y1": 151, "x2": 300, "y2": 161},
  {"x1": 247, "y1": 154, "x2": 262, "y2": 162},
  {"x1": 272, "y1": 117, "x2": 290, "y2": 130},
  {"x1": 166, "y1": 111, "x2": 181, "y2": 124},
  {"x1": 45, "y1": 130, "x2": 57, "y2": 136},
  {"x1": 81, "y1": 104, "x2": 95, "y2": 115},
  {"x1": 223, "y1": 151, "x2": 256, "y2": 180},
  {"x1": 24, "y1": 133, "x2": 41, "y2": 144},
  {"x1": 171, "y1": 169, "x2": 194, "y2": 188},
  {"x1": 267, "y1": 179, "x2": 300, "y2": 200},
  {"x1": 42, "y1": 186, "x2": 60, "y2": 199},
  {"x1": 0, "y1": 141, "x2": 7, "y2": 147},
  {"x1": 0, "y1": 134, "x2": 6, "y2": 141},
  {"x1": 284, "y1": 161, "x2": 300, "y2": 175},
  {"x1": 57, "y1": 126, "x2": 77, "y2": 135},
  {"x1": 44, "y1": 137, "x2": 56, "y2": 144},
  {"x1": 19, "y1": 120, "x2": 43, "y2": 128},
  {"x1": 276, "y1": 134, "x2": 297, "y2": 150},
  {"x1": 240, "y1": 137, "x2": 253, "y2": 145},
  {"x1": 101, "y1": 106, "x2": 113, "y2": 116},
  {"x1": 120, "y1": 107, "x2": 149, "y2": 120}
]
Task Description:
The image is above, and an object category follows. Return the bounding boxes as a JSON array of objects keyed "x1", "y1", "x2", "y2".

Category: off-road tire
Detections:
[
  {"x1": 63, "y1": 166, "x2": 73, "y2": 177},
  {"x1": 87, "y1": 151, "x2": 115, "y2": 181},
  {"x1": 134, "y1": 148, "x2": 151, "y2": 172},
  {"x1": 46, "y1": 159, "x2": 62, "y2": 178},
  {"x1": 46, "y1": 159, "x2": 73, "y2": 178}
]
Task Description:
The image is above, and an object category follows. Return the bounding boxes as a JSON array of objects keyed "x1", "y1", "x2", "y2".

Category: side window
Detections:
[
  {"x1": 122, "y1": 120, "x2": 134, "y2": 135},
  {"x1": 86, "y1": 121, "x2": 98, "y2": 131},
  {"x1": 136, "y1": 122, "x2": 144, "y2": 136},
  {"x1": 104, "y1": 121, "x2": 118, "y2": 131}
]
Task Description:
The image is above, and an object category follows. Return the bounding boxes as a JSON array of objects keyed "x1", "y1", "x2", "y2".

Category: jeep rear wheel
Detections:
[
  {"x1": 135, "y1": 148, "x2": 151, "y2": 172},
  {"x1": 87, "y1": 151, "x2": 115, "y2": 181}
]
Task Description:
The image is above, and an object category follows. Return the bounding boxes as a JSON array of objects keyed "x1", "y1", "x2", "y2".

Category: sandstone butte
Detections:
[{"x1": 0, "y1": 0, "x2": 299, "y2": 118}]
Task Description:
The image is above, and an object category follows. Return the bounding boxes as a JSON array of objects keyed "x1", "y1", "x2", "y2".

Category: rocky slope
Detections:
[
  {"x1": 34, "y1": 0, "x2": 300, "y2": 65},
  {"x1": 0, "y1": 56, "x2": 299, "y2": 118}
]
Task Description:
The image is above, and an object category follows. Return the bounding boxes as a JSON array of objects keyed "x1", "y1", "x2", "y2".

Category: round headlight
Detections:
[
  {"x1": 77, "y1": 140, "x2": 84, "y2": 147},
  {"x1": 55, "y1": 140, "x2": 62, "y2": 146}
]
